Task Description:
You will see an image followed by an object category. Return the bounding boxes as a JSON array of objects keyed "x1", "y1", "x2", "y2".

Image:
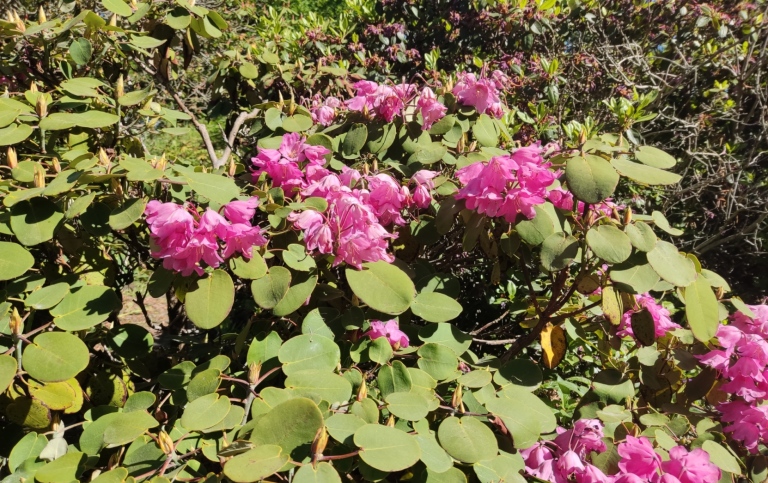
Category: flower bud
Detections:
[
  {"x1": 154, "y1": 153, "x2": 167, "y2": 171},
  {"x1": 36, "y1": 94, "x2": 47, "y2": 118},
  {"x1": 33, "y1": 164, "x2": 45, "y2": 188},
  {"x1": 107, "y1": 452, "x2": 120, "y2": 470},
  {"x1": 6, "y1": 11, "x2": 14, "y2": 23},
  {"x1": 247, "y1": 362, "x2": 261, "y2": 385},
  {"x1": 109, "y1": 14, "x2": 117, "y2": 27},
  {"x1": 386, "y1": 414, "x2": 395, "y2": 427},
  {"x1": 98, "y1": 148, "x2": 109, "y2": 166},
  {"x1": 228, "y1": 158, "x2": 236, "y2": 177},
  {"x1": 623, "y1": 208, "x2": 632, "y2": 226},
  {"x1": 6, "y1": 147, "x2": 17, "y2": 168},
  {"x1": 29, "y1": 82, "x2": 37, "y2": 93},
  {"x1": 116, "y1": 74, "x2": 124, "y2": 99},
  {"x1": 451, "y1": 384, "x2": 463, "y2": 409},
  {"x1": 356, "y1": 380, "x2": 367, "y2": 401},
  {"x1": 9, "y1": 307, "x2": 22, "y2": 336},
  {"x1": 38, "y1": 6, "x2": 46, "y2": 23},
  {"x1": 158, "y1": 431, "x2": 174, "y2": 455},
  {"x1": 310, "y1": 427, "x2": 329, "y2": 457},
  {"x1": 13, "y1": 11, "x2": 25, "y2": 32},
  {"x1": 467, "y1": 141, "x2": 477, "y2": 152},
  {"x1": 111, "y1": 178, "x2": 123, "y2": 197},
  {"x1": 51, "y1": 157, "x2": 61, "y2": 173}
]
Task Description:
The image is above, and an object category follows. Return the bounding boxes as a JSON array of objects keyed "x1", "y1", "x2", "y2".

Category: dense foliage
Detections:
[{"x1": 0, "y1": 1, "x2": 766, "y2": 483}]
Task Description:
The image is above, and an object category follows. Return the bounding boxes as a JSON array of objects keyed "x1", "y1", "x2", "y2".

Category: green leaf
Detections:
[
  {"x1": 265, "y1": 108, "x2": 284, "y2": 131},
  {"x1": 0, "y1": 354, "x2": 16, "y2": 393},
  {"x1": 251, "y1": 266, "x2": 291, "y2": 309},
  {"x1": 283, "y1": 244, "x2": 316, "y2": 271},
  {"x1": 10, "y1": 198, "x2": 64, "y2": 246},
  {"x1": 278, "y1": 334, "x2": 340, "y2": 375},
  {"x1": 378, "y1": 360, "x2": 413, "y2": 397},
  {"x1": 586, "y1": 225, "x2": 632, "y2": 264},
  {"x1": 408, "y1": 142, "x2": 448, "y2": 165},
  {"x1": 472, "y1": 114, "x2": 498, "y2": 147},
  {"x1": 40, "y1": 111, "x2": 120, "y2": 130},
  {"x1": 354, "y1": 424, "x2": 421, "y2": 472},
  {"x1": 0, "y1": 123, "x2": 33, "y2": 146},
  {"x1": 702, "y1": 441, "x2": 741, "y2": 474},
  {"x1": 516, "y1": 203, "x2": 561, "y2": 246},
  {"x1": 118, "y1": 88, "x2": 153, "y2": 107},
  {"x1": 611, "y1": 157, "x2": 682, "y2": 185},
  {"x1": 417, "y1": 343, "x2": 458, "y2": 381},
  {"x1": 230, "y1": 249, "x2": 268, "y2": 279},
  {"x1": 385, "y1": 391, "x2": 431, "y2": 421},
  {"x1": 493, "y1": 359, "x2": 543, "y2": 390},
  {"x1": 166, "y1": 7, "x2": 191, "y2": 29},
  {"x1": 437, "y1": 416, "x2": 498, "y2": 463},
  {"x1": 327, "y1": 413, "x2": 367, "y2": 446},
  {"x1": 411, "y1": 292, "x2": 463, "y2": 322},
  {"x1": 458, "y1": 370, "x2": 493, "y2": 388},
  {"x1": 250, "y1": 398, "x2": 324, "y2": 457},
  {"x1": 282, "y1": 115, "x2": 313, "y2": 133},
  {"x1": 473, "y1": 454, "x2": 526, "y2": 483},
  {"x1": 23, "y1": 332, "x2": 89, "y2": 382},
  {"x1": 102, "y1": 0, "x2": 133, "y2": 16},
  {"x1": 9, "y1": 432, "x2": 47, "y2": 472},
  {"x1": 273, "y1": 271, "x2": 318, "y2": 316},
  {"x1": 342, "y1": 123, "x2": 368, "y2": 156},
  {"x1": 685, "y1": 276, "x2": 720, "y2": 342},
  {"x1": 634, "y1": 146, "x2": 677, "y2": 169},
  {"x1": 35, "y1": 452, "x2": 85, "y2": 483},
  {"x1": 109, "y1": 198, "x2": 148, "y2": 230},
  {"x1": 50, "y1": 285, "x2": 120, "y2": 331},
  {"x1": 418, "y1": 324, "x2": 472, "y2": 356},
  {"x1": 565, "y1": 155, "x2": 619, "y2": 204},
  {"x1": 182, "y1": 172, "x2": 238, "y2": 205},
  {"x1": 293, "y1": 462, "x2": 342, "y2": 483},
  {"x1": 540, "y1": 232, "x2": 579, "y2": 271},
  {"x1": 239, "y1": 62, "x2": 259, "y2": 79},
  {"x1": 413, "y1": 420, "x2": 453, "y2": 473},
  {"x1": 223, "y1": 445, "x2": 288, "y2": 483},
  {"x1": 69, "y1": 38, "x2": 93, "y2": 66},
  {"x1": 346, "y1": 261, "x2": 415, "y2": 315},
  {"x1": 103, "y1": 411, "x2": 160, "y2": 446},
  {"x1": 0, "y1": 242, "x2": 34, "y2": 281},
  {"x1": 624, "y1": 222, "x2": 657, "y2": 252},
  {"x1": 647, "y1": 241, "x2": 697, "y2": 287},
  {"x1": 610, "y1": 256, "x2": 660, "y2": 294},
  {"x1": 652, "y1": 210, "x2": 684, "y2": 236},
  {"x1": 185, "y1": 270, "x2": 234, "y2": 329},
  {"x1": 285, "y1": 371, "x2": 352, "y2": 404},
  {"x1": 487, "y1": 387, "x2": 557, "y2": 449},
  {"x1": 181, "y1": 393, "x2": 231, "y2": 431},
  {"x1": 591, "y1": 369, "x2": 635, "y2": 404}
]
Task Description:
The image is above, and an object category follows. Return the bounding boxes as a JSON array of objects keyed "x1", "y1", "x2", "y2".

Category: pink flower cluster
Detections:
[
  {"x1": 617, "y1": 293, "x2": 681, "y2": 340},
  {"x1": 522, "y1": 422, "x2": 720, "y2": 483},
  {"x1": 698, "y1": 304, "x2": 768, "y2": 452},
  {"x1": 365, "y1": 319, "x2": 409, "y2": 349},
  {"x1": 310, "y1": 96, "x2": 341, "y2": 126},
  {"x1": 455, "y1": 144, "x2": 561, "y2": 221},
  {"x1": 346, "y1": 80, "x2": 417, "y2": 122},
  {"x1": 451, "y1": 70, "x2": 508, "y2": 119},
  {"x1": 251, "y1": 133, "x2": 331, "y2": 195},
  {"x1": 145, "y1": 198, "x2": 267, "y2": 276}
]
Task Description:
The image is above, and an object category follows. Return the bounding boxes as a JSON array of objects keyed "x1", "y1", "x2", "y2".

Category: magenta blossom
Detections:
[
  {"x1": 616, "y1": 293, "x2": 680, "y2": 340},
  {"x1": 416, "y1": 87, "x2": 447, "y2": 130},
  {"x1": 223, "y1": 197, "x2": 259, "y2": 224},
  {"x1": 365, "y1": 319, "x2": 409, "y2": 349},
  {"x1": 452, "y1": 71, "x2": 504, "y2": 118},
  {"x1": 616, "y1": 436, "x2": 661, "y2": 479},
  {"x1": 346, "y1": 80, "x2": 416, "y2": 121},
  {"x1": 310, "y1": 96, "x2": 341, "y2": 126},
  {"x1": 252, "y1": 133, "x2": 330, "y2": 195},
  {"x1": 661, "y1": 446, "x2": 720, "y2": 483}
]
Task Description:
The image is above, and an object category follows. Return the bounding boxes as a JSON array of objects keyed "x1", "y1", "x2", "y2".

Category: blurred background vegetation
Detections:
[{"x1": 5, "y1": 0, "x2": 767, "y2": 303}]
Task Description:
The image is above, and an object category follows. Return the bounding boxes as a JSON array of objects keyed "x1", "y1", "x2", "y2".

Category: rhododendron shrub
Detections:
[{"x1": 0, "y1": 4, "x2": 760, "y2": 483}]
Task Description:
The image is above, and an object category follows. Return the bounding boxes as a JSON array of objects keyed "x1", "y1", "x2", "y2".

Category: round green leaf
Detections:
[
  {"x1": 326, "y1": 413, "x2": 367, "y2": 446},
  {"x1": 516, "y1": 203, "x2": 559, "y2": 246},
  {"x1": 635, "y1": 146, "x2": 677, "y2": 169},
  {"x1": 23, "y1": 332, "x2": 89, "y2": 382},
  {"x1": 279, "y1": 334, "x2": 340, "y2": 375},
  {"x1": 239, "y1": 62, "x2": 259, "y2": 79},
  {"x1": 0, "y1": 354, "x2": 17, "y2": 392},
  {"x1": 610, "y1": 257, "x2": 660, "y2": 294},
  {"x1": 625, "y1": 222, "x2": 657, "y2": 252},
  {"x1": 342, "y1": 123, "x2": 368, "y2": 157},
  {"x1": 9, "y1": 432, "x2": 47, "y2": 472},
  {"x1": 102, "y1": 0, "x2": 133, "y2": 16},
  {"x1": 0, "y1": 242, "x2": 34, "y2": 281},
  {"x1": 346, "y1": 261, "x2": 415, "y2": 315},
  {"x1": 25, "y1": 283, "x2": 69, "y2": 310},
  {"x1": 385, "y1": 391, "x2": 431, "y2": 421},
  {"x1": 109, "y1": 324, "x2": 154, "y2": 359},
  {"x1": 411, "y1": 292, "x2": 463, "y2": 322},
  {"x1": 293, "y1": 462, "x2": 342, "y2": 483},
  {"x1": 472, "y1": 114, "x2": 498, "y2": 147},
  {"x1": 422, "y1": 467, "x2": 467, "y2": 483},
  {"x1": 166, "y1": 6, "x2": 191, "y2": 29},
  {"x1": 274, "y1": 271, "x2": 318, "y2": 316},
  {"x1": 182, "y1": 172, "x2": 238, "y2": 205},
  {"x1": 458, "y1": 370, "x2": 493, "y2": 388},
  {"x1": 250, "y1": 398, "x2": 324, "y2": 457},
  {"x1": 109, "y1": 198, "x2": 147, "y2": 230},
  {"x1": 354, "y1": 424, "x2": 421, "y2": 472},
  {"x1": 35, "y1": 452, "x2": 85, "y2": 483},
  {"x1": 223, "y1": 445, "x2": 288, "y2": 483},
  {"x1": 251, "y1": 266, "x2": 291, "y2": 309},
  {"x1": 586, "y1": 225, "x2": 632, "y2": 264},
  {"x1": 486, "y1": 387, "x2": 557, "y2": 449},
  {"x1": 493, "y1": 359, "x2": 543, "y2": 390},
  {"x1": 437, "y1": 416, "x2": 498, "y2": 463},
  {"x1": 378, "y1": 361, "x2": 413, "y2": 397},
  {"x1": 417, "y1": 343, "x2": 458, "y2": 381},
  {"x1": 702, "y1": 441, "x2": 741, "y2": 474},
  {"x1": 565, "y1": 155, "x2": 619, "y2": 204},
  {"x1": 81, "y1": 202, "x2": 112, "y2": 236},
  {"x1": 50, "y1": 285, "x2": 120, "y2": 331},
  {"x1": 103, "y1": 411, "x2": 160, "y2": 446},
  {"x1": 69, "y1": 38, "x2": 93, "y2": 66},
  {"x1": 10, "y1": 198, "x2": 64, "y2": 246},
  {"x1": 0, "y1": 123, "x2": 33, "y2": 146},
  {"x1": 540, "y1": 233, "x2": 579, "y2": 271},
  {"x1": 180, "y1": 393, "x2": 231, "y2": 432},
  {"x1": 651, "y1": 210, "x2": 684, "y2": 236},
  {"x1": 186, "y1": 368, "x2": 221, "y2": 401},
  {"x1": 685, "y1": 276, "x2": 720, "y2": 342},
  {"x1": 185, "y1": 270, "x2": 234, "y2": 329},
  {"x1": 611, "y1": 157, "x2": 682, "y2": 185},
  {"x1": 29, "y1": 380, "x2": 77, "y2": 410},
  {"x1": 230, "y1": 249, "x2": 268, "y2": 279},
  {"x1": 647, "y1": 241, "x2": 697, "y2": 287},
  {"x1": 286, "y1": 371, "x2": 352, "y2": 404},
  {"x1": 414, "y1": 423, "x2": 453, "y2": 473},
  {"x1": 418, "y1": 324, "x2": 472, "y2": 356},
  {"x1": 6, "y1": 396, "x2": 51, "y2": 429},
  {"x1": 474, "y1": 454, "x2": 526, "y2": 483},
  {"x1": 283, "y1": 115, "x2": 313, "y2": 133},
  {"x1": 283, "y1": 244, "x2": 316, "y2": 272}
]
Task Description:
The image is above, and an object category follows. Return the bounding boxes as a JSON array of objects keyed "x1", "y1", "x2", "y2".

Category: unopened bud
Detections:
[
  {"x1": 623, "y1": 208, "x2": 632, "y2": 226},
  {"x1": 7, "y1": 147, "x2": 17, "y2": 168},
  {"x1": 109, "y1": 14, "x2": 117, "y2": 27},
  {"x1": 311, "y1": 427, "x2": 329, "y2": 457},
  {"x1": 386, "y1": 414, "x2": 395, "y2": 427},
  {"x1": 98, "y1": 148, "x2": 109, "y2": 166},
  {"x1": 13, "y1": 12, "x2": 24, "y2": 32},
  {"x1": 38, "y1": 6, "x2": 46, "y2": 23},
  {"x1": 158, "y1": 431, "x2": 174, "y2": 455},
  {"x1": 6, "y1": 10, "x2": 14, "y2": 23},
  {"x1": 356, "y1": 380, "x2": 367, "y2": 402},
  {"x1": 467, "y1": 141, "x2": 477, "y2": 152},
  {"x1": 51, "y1": 157, "x2": 61, "y2": 173},
  {"x1": 116, "y1": 75, "x2": 124, "y2": 99},
  {"x1": 29, "y1": 82, "x2": 38, "y2": 93},
  {"x1": 153, "y1": 153, "x2": 167, "y2": 171},
  {"x1": 247, "y1": 362, "x2": 261, "y2": 385},
  {"x1": 33, "y1": 164, "x2": 45, "y2": 188},
  {"x1": 451, "y1": 384, "x2": 463, "y2": 409},
  {"x1": 228, "y1": 158, "x2": 236, "y2": 177},
  {"x1": 715, "y1": 286, "x2": 724, "y2": 299},
  {"x1": 110, "y1": 178, "x2": 123, "y2": 197},
  {"x1": 363, "y1": 163, "x2": 370, "y2": 176},
  {"x1": 107, "y1": 452, "x2": 120, "y2": 470},
  {"x1": 36, "y1": 94, "x2": 47, "y2": 118},
  {"x1": 277, "y1": 90, "x2": 284, "y2": 107},
  {"x1": 10, "y1": 307, "x2": 22, "y2": 336}
]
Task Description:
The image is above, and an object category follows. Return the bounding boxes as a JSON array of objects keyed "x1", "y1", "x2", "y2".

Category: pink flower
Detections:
[
  {"x1": 365, "y1": 319, "x2": 409, "y2": 349},
  {"x1": 616, "y1": 293, "x2": 680, "y2": 340},
  {"x1": 251, "y1": 133, "x2": 330, "y2": 195},
  {"x1": 220, "y1": 223, "x2": 268, "y2": 259},
  {"x1": 311, "y1": 96, "x2": 341, "y2": 126},
  {"x1": 661, "y1": 447, "x2": 720, "y2": 483},
  {"x1": 612, "y1": 475, "x2": 646, "y2": 483},
  {"x1": 616, "y1": 436, "x2": 661, "y2": 479},
  {"x1": 574, "y1": 464, "x2": 610, "y2": 483},
  {"x1": 718, "y1": 400, "x2": 768, "y2": 453},
  {"x1": 223, "y1": 197, "x2": 260, "y2": 224},
  {"x1": 521, "y1": 442, "x2": 556, "y2": 481},
  {"x1": 346, "y1": 81, "x2": 415, "y2": 121},
  {"x1": 452, "y1": 71, "x2": 504, "y2": 118},
  {"x1": 417, "y1": 87, "x2": 447, "y2": 130},
  {"x1": 548, "y1": 186, "x2": 575, "y2": 211},
  {"x1": 554, "y1": 419, "x2": 606, "y2": 456},
  {"x1": 366, "y1": 173, "x2": 409, "y2": 226},
  {"x1": 411, "y1": 170, "x2": 438, "y2": 209}
]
